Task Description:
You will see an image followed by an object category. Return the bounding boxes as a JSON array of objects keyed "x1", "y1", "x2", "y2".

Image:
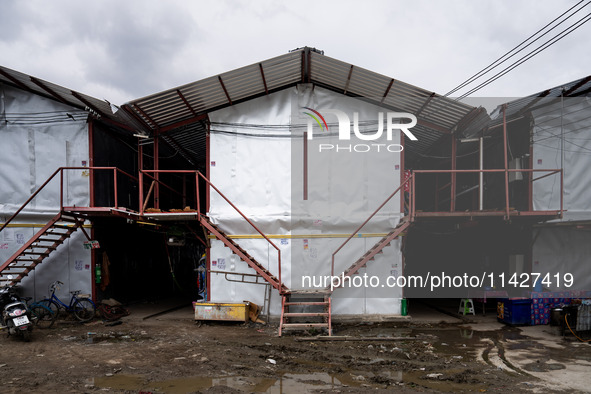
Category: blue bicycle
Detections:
[{"x1": 39, "y1": 281, "x2": 96, "y2": 323}]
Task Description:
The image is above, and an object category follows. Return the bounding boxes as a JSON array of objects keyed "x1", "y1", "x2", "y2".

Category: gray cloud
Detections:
[{"x1": 0, "y1": 0, "x2": 589, "y2": 105}]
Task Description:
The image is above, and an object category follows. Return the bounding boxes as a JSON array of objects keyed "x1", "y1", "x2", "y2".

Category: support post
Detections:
[
  {"x1": 113, "y1": 168, "x2": 118, "y2": 208},
  {"x1": 451, "y1": 136, "x2": 457, "y2": 212},
  {"x1": 154, "y1": 130, "x2": 160, "y2": 209},
  {"x1": 139, "y1": 171, "x2": 144, "y2": 215},
  {"x1": 60, "y1": 169, "x2": 64, "y2": 210},
  {"x1": 479, "y1": 136, "x2": 484, "y2": 210},
  {"x1": 503, "y1": 105, "x2": 510, "y2": 219},
  {"x1": 88, "y1": 120, "x2": 95, "y2": 208},
  {"x1": 303, "y1": 131, "x2": 308, "y2": 201},
  {"x1": 400, "y1": 128, "x2": 405, "y2": 213},
  {"x1": 206, "y1": 123, "x2": 210, "y2": 213}
]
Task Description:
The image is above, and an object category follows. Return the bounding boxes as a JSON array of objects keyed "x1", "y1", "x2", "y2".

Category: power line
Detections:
[
  {"x1": 457, "y1": 11, "x2": 591, "y2": 99},
  {"x1": 445, "y1": 1, "x2": 591, "y2": 97}
]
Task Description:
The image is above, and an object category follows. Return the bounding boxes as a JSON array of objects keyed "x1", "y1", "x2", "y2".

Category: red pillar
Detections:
[{"x1": 451, "y1": 135, "x2": 457, "y2": 212}]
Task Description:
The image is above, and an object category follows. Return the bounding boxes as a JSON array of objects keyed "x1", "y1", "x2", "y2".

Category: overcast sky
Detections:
[{"x1": 1, "y1": 0, "x2": 590, "y2": 107}]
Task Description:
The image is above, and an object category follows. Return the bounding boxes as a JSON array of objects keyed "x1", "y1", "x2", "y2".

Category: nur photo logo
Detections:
[{"x1": 302, "y1": 108, "x2": 418, "y2": 153}]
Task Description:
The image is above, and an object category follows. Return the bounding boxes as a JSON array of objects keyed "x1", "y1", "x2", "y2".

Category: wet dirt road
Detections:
[{"x1": 0, "y1": 306, "x2": 589, "y2": 393}]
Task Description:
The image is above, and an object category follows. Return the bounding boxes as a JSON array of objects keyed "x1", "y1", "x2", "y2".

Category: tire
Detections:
[
  {"x1": 30, "y1": 305, "x2": 56, "y2": 329},
  {"x1": 22, "y1": 330, "x2": 31, "y2": 342},
  {"x1": 73, "y1": 298, "x2": 96, "y2": 322},
  {"x1": 38, "y1": 300, "x2": 60, "y2": 319}
]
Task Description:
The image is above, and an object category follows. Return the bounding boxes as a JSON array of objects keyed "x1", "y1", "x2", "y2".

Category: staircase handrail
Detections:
[
  {"x1": 197, "y1": 172, "x2": 283, "y2": 287},
  {"x1": 331, "y1": 174, "x2": 414, "y2": 277},
  {"x1": 0, "y1": 166, "x2": 138, "y2": 233}
]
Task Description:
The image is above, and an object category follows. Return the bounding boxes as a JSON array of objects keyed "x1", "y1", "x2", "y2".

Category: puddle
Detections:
[
  {"x1": 522, "y1": 362, "x2": 566, "y2": 372},
  {"x1": 85, "y1": 331, "x2": 146, "y2": 344},
  {"x1": 93, "y1": 372, "x2": 382, "y2": 393}
]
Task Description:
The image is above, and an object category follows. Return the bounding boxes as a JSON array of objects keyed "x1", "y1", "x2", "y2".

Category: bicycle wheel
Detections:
[
  {"x1": 73, "y1": 298, "x2": 96, "y2": 322},
  {"x1": 38, "y1": 300, "x2": 61, "y2": 320},
  {"x1": 30, "y1": 304, "x2": 56, "y2": 329}
]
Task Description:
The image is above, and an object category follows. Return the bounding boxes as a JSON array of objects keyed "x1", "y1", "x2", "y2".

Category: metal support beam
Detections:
[
  {"x1": 415, "y1": 93, "x2": 435, "y2": 117},
  {"x1": 0, "y1": 68, "x2": 30, "y2": 91},
  {"x1": 503, "y1": 105, "x2": 510, "y2": 219},
  {"x1": 218, "y1": 76, "x2": 233, "y2": 105},
  {"x1": 343, "y1": 65, "x2": 354, "y2": 95},
  {"x1": 88, "y1": 120, "x2": 95, "y2": 208},
  {"x1": 160, "y1": 134, "x2": 198, "y2": 166},
  {"x1": 303, "y1": 132, "x2": 308, "y2": 200},
  {"x1": 30, "y1": 77, "x2": 70, "y2": 105},
  {"x1": 132, "y1": 103, "x2": 160, "y2": 129},
  {"x1": 479, "y1": 136, "x2": 484, "y2": 210},
  {"x1": 154, "y1": 130, "x2": 160, "y2": 209},
  {"x1": 71, "y1": 91, "x2": 107, "y2": 118},
  {"x1": 176, "y1": 89, "x2": 197, "y2": 116},
  {"x1": 259, "y1": 63, "x2": 269, "y2": 95},
  {"x1": 381, "y1": 79, "x2": 395, "y2": 104},
  {"x1": 120, "y1": 104, "x2": 153, "y2": 133},
  {"x1": 158, "y1": 113, "x2": 209, "y2": 134},
  {"x1": 451, "y1": 136, "x2": 456, "y2": 212}
]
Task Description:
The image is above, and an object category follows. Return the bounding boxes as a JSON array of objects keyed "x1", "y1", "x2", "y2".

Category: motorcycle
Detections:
[{"x1": 0, "y1": 276, "x2": 33, "y2": 341}]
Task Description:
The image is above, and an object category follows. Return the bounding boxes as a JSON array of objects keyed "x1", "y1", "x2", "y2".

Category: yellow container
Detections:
[{"x1": 193, "y1": 302, "x2": 249, "y2": 322}]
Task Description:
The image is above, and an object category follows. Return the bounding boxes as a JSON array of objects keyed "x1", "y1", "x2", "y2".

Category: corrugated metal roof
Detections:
[
  {"x1": 0, "y1": 65, "x2": 144, "y2": 133},
  {"x1": 124, "y1": 47, "x2": 480, "y2": 164},
  {"x1": 488, "y1": 74, "x2": 591, "y2": 125}
]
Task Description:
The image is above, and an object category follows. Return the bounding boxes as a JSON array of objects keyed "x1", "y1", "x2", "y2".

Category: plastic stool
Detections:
[{"x1": 459, "y1": 298, "x2": 475, "y2": 315}]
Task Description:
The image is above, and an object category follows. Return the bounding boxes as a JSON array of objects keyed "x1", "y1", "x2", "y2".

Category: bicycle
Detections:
[
  {"x1": 23, "y1": 296, "x2": 58, "y2": 329},
  {"x1": 39, "y1": 281, "x2": 96, "y2": 323}
]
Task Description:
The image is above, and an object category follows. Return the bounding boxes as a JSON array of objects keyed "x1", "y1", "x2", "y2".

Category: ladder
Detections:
[
  {"x1": 0, "y1": 212, "x2": 87, "y2": 287},
  {"x1": 279, "y1": 290, "x2": 332, "y2": 336}
]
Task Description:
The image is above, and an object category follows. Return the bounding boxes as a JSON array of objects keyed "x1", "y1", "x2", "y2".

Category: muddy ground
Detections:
[{"x1": 0, "y1": 303, "x2": 590, "y2": 393}]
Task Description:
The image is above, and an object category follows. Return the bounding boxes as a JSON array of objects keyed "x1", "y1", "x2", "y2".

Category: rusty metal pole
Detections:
[
  {"x1": 451, "y1": 136, "x2": 457, "y2": 212},
  {"x1": 88, "y1": 121, "x2": 95, "y2": 208},
  {"x1": 303, "y1": 131, "x2": 308, "y2": 201},
  {"x1": 154, "y1": 130, "x2": 160, "y2": 210},
  {"x1": 503, "y1": 105, "x2": 510, "y2": 219}
]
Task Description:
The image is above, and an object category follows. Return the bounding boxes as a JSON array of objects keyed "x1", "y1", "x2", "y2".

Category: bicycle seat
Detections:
[{"x1": 70, "y1": 290, "x2": 81, "y2": 295}]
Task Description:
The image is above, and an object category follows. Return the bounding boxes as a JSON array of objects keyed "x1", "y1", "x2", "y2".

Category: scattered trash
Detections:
[
  {"x1": 427, "y1": 373, "x2": 443, "y2": 379},
  {"x1": 266, "y1": 359, "x2": 276, "y2": 365},
  {"x1": 174, "y1": 357, "x2": 186, "y2": 361}
]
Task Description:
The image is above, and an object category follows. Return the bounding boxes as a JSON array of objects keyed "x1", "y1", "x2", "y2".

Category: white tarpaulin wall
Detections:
[
  {"x1": 532, "y1": 227, "x2": 591, "y2": 292},
  {"x1": 208, "y1": 85, "x2": 404, "y2": 316},
  {"x1": 0, "y1": 83, "x2": 92, "y2": 299},
  {"x1": 532, "y1": 97, "x2": 591, "y2": 219},
  {"x1": 531, "y1": 97, "x2": 591, "y2": 292}
]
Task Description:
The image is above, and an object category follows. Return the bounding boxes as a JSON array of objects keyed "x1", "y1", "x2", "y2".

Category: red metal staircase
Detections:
[
  {"x1": 338, "y1": 218, "x2": 410, "y2": 281},
  {"x1": 278, "y1": 219, "x2": 410, "y2": 336},
  {"x1": 0, "y1": 212, "x2": 88, "y2": 287},
  {"x1": 199, "y1": 216, "x2": 289, "y2": 294}
]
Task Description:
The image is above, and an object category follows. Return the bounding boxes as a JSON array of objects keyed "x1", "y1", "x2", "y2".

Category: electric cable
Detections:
[
  {"x1": 445, "y1": 0, "x2": 590, "y2": 97},
  {"x1": 456, "y1": 11, "x2": 591, "y2": 99}
]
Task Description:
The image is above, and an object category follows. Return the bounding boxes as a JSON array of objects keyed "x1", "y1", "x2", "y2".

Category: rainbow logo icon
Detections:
[{"x1": 302, "y1": 107, "x2": 329, "y2": 132}]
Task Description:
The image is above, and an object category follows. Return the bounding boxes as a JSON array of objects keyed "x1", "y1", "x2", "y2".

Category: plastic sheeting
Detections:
[
  {"x1": 0, "y1": 83, "x2": 92, "y2": 298},
  {"x1": 532, "y1": 226, "x2": 591, "y2": 292},
  {"x1": 208, "y1": 85, "x2": 404, "y2": 315},
  {"x1": 532, "y1": 97, "x2": 591, "y2": 220}
]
